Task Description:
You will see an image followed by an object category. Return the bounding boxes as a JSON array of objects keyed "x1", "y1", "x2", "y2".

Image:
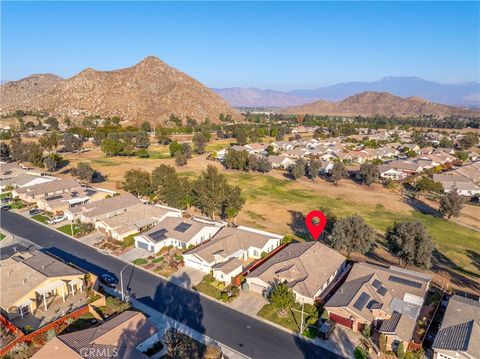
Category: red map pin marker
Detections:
[{"x1": 305, "y1": 210, "x2": 327, "y2": 241}]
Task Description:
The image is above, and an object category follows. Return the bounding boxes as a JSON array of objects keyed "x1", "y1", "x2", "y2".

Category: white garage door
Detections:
[
  {"x1": 248, "y1": 281, "x2": 267, "y2": 294},
  {"x1": 184, "y1": 258, "x2": 210, "y2": 272},
  {"x1": 135, "y1": 239, "x2": 151, "y2": 251}
]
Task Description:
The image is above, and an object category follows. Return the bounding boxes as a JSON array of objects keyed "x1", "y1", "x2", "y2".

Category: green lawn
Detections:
[
  {"x1": 226, "y1": 172, "x2": 480, "y2": 277},
  {"x1": 57, "y1": 224, "x2": 79, "y2": 236},
  {"x1": 152, "y1": 256, "x2": 164, "y2": 263},
  {"x1": 205, "y1": 140, "x2": 232, "y2": 152},
  {"x1": 193, "y1": 281, "x2": 222, "y2": 300},
  {"x1": 257, "y1": 303, "x2": 320, "y2": 333},
  {"x1": 0, "y1": 233, "x2": 5, "y2": 241},
  {"x1": 131, "y1": 258, "x2": 148, "y2": 265},
  {"x1": 9, "y1": 201, "x2": 25, "y2": 209},
  {"x1": 147, "y1": 150, "x2": 171, "y2": 159},
  {"x1": 122, "y1": 233, "x2": 136, "y2": 247},
  {"x1": 0, "y1": 192, "x2": 11, "y2": 199},
  {"x1": 31, "y1": 214, "x2": 49, "y2": 224}
]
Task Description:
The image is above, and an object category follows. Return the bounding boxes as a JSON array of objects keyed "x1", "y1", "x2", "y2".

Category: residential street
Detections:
[{"x1": 0, "y1": 211, "x2": 343, "y2": 359}]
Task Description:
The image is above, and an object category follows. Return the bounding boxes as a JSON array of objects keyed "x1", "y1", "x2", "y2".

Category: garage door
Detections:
[
  {"x1": 135, "y1": 240, "x2": 150, "y2": 251},
  {"x1": 248, "y1": 282, "x2": 267, "y2": 295},
  {"x1": 184, "y1": 258, "x2": 209, "y2": 272},
  {"x1": 329, "y1": 313, "x2": 353, "y2": 329}
]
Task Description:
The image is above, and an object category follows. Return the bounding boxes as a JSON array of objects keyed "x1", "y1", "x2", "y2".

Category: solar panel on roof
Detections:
[
  {"x1": 174, "y1": 222, "x2": 192, "y2": 233},
  {"x1": 372, "y1": 279, "x2": 382, "y2": 289},
  {"x1": 388, "y1": 275, "x2": 422, "y2": 289},
  {"x1": 149, "y1": 229, "x2": 167, "y2": 241},
  {"x1": 377, "y1": 286, "x2": 387, "y2": 296},
  {"x1": 353, "y1": 292, "x2": 370, "y2": 311}
]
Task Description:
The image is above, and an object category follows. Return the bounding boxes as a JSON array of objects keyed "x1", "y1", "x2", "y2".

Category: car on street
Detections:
[
  {"x1": 318, "y1": 320, "x2": 336, "y2": 340},
  {"x1": 1, "y1": 205, "x2": 11, "y2": 211},
  {"x1": 47, "y1": 215, "x2": 67, "y2": 225},
  {"x1": 100, "y1": 272, "x2": 119, "y2": 288}
]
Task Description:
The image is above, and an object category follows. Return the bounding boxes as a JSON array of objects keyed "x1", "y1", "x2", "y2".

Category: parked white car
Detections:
[{"x1": 47, "y1": 216, "x2": 67, "y2": 225}]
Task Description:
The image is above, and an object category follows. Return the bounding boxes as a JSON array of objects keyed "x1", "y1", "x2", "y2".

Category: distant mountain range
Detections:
[
  {"x1": 1, "y1": 56, "x2": 238, "y2": 125},
  {"x1": 213, "y1": 77, "x2": 480, "y2": 108},
  {"x1": 280, "y1": 91, "x2": 480, "y2": 118}
]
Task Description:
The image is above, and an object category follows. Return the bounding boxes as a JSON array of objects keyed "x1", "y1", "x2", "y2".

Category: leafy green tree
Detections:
[
  {"x1": 174, "y1": 151, "x2": 188, "y2": 166},
  {"x1": 290, "y1": 158, "x2": 306, "y2": 180},
  {"x1": 45, "y1": 117, "x2": 59, "y2": 130},
  {"x1": 234, "y1": 127, "x2": 248, "y2": 145},
  {"x1": 330, "y1": 162, "x2": 348, "y2": 184},
  {"x1": 93, "y1": 131, "x2": 106, "y2": 146},
  {"x1": 224, "y1": 149, "x2": 249, "y2": 171},
  {"x1": 222, "y1": 185, "x2": 245, "y2": 222},
  {"x1": 10, "y1": 135, "x2": 27, "y2": 162},
  {"x1": 43, "y1": 153, "x2": 62, "y2": 172},
  {"x1": 330, "y1": 215, "x2": 375, "y2": 256},
  {"x1": 136, "y1": 149, "x2": 150, "y2": 158},
  {"x1": 439, "y1": 187, "x2": 466, "y2": 219},
  {"x1": 406, "y1": 150, "x2": 417, "y2": 158},
  {"x1": 415, "y1": 177, "x2": 443, "y2": 193},
  {"x1": 439, "y1": 137, "x2": 454, "y2": 148},
  {"x1": 169, "y1": 141, "x2": 182, "y2": 157},
  {"x1": 308, "y1": 160, "x2": 322, "y2": 180},
  {"x1": 151, "y1": 164, "x2": 190, "y2": 208},
  {"x1": 63, "y1": 133, "x2": 83, "y2": 152},
  {"x1": 386, "y1": 221, "x2": 435, "y2": 268},
  {"x1": 26, "y1": 143, "x2": 44, "y2": 167},
  {"x1": 269, "y1": 282, "x2": 295, "y2": 314},
  {"x1": 155, "y1": 127, "x2": 171, "y2": 144},
  {"x1": 181, "y1": 143, "x2": 192, "y2": 159},
  {"x1": 39, "y1": 132, "x2": 60, "y2": 150},
  {"x1": 71, "y1": 162, "x2": 96, "y2": 182},
  {"x1": 101, "y1": 138, "x2": 124, "y2": 157},
  {"x1": 397, "y1": 342, "x2": 406, "y2": 359},
  {"x1": 458, "y1": 132, "x2": 478, "y2": 149},
  {"x1": 0, "y1": 143, "x2": 10, "y2": 160},
  {"x1": 359, "y1": 163, "x2": 379, "y2": 185},
  {"x1": 140, "y1": 121, "x2": 152, "y2": 132},
  {"x1": 193, "y1": 133, "x2": 208, "y2": 154},
  {"x1": 122, "y1": 169, "x2": 151, "y2": 197},
  {"x1": 135, "y1": 131, "x2": 150, "y2": 149},
  {"x1": 247, "y1": 155, "x2": 271, "y2": 173},
  {"x1": 454, "y1": 151, "x2": 468, "y2": 161}
]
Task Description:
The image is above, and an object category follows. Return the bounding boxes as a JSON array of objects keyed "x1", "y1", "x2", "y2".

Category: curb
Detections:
[{"x1": 13, "y1": 211, "x2": 345, "y2": 357}]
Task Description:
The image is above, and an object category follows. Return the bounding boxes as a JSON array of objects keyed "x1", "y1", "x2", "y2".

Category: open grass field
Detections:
[{"x1": 58, "y1": 142, "x2": 480, "y2": 290}]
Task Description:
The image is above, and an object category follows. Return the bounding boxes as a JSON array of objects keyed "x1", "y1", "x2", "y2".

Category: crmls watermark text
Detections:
[{"x1": 79, "y1": 348, "x2": 119, "y2": 357}]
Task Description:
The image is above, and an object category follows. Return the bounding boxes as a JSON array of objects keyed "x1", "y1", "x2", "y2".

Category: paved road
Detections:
[{"x1": 1, "y1": 211, "x2": 343, "y2": 359}]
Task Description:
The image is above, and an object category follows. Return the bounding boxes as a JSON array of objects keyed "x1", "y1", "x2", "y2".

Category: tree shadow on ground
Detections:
[
  {"x1": 288, "y1": 209, "x2": 337, "y2": 243},
  {"x1": 403, "y1": 196, "x2": 442, "y2": 217},
  {"x1": 432, "y1": 249, "x2": 480, "y2": 293}
]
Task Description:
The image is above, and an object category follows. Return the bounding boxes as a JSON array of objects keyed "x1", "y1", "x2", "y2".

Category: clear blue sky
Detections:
[{"x1": 2, "y1": 1, "x2": 479, "y2": 90}]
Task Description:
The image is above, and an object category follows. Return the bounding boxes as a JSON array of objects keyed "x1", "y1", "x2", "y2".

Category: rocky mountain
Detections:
[
  {"x1": 280, "y1": 92, "x2": 480, "y2": 118},
  {"x1": 214, "y1": 77, "x2": 480, "y2": 108},
  {"x1": 1, "y1": 56, "x2": 239, "y2": 124},
  {"x1": 1, "y1": 73, "x2": 64, "y2": 110},
  {"x1": 212, "y1": 87, "x2": 311, "y2": 107}
]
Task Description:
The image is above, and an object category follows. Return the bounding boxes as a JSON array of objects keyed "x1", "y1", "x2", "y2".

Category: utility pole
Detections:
[
  {"x1": 120, "y1": 264, "x2": 129, "y2": 301},
  {"x1": 300, "y1": 300, "x2": 305, "y2": 334}
]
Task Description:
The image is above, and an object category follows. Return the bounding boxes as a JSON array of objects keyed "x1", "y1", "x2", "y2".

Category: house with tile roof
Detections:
[
  {"x1": 134, "y1": 216, "x2": 224, "y2": 253},
  {"x1": 246, "y1": 242, "x2": 347, "y2": 304},
  {"x1": 432, "y1": 295, "x2": 480, "y2": 359},
  {"x1": 184, "y1": 226, "x2": 283, "y2": 283},
  {"x1": 324, "y1": 263, "x2": 431, "y2": 351},
  {"x1": 33, "y1": 311, "x2": 159, "y2": 359}
]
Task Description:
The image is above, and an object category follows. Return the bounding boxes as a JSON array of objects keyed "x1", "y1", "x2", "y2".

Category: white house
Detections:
[
  {"x1": 134, "y1": 217, "x2": 224, "y2": 253},
  {"x1": 184, "y1": 226, "x2": 283, "y2": 283}
]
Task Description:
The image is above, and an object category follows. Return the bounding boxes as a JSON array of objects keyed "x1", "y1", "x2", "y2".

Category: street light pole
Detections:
[{"x1": 120, "y1": 264, "x2": 129, "y2": 301}]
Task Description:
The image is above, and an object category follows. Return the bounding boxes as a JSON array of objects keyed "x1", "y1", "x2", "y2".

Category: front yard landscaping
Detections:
[
  {"x1": 193, "y1": 274, "x2": 239, "y2": 302},
  {"x1": 0, "y1": 233, "x2": 5, "y2": 241},
  {"x1": 257, "y1": 302, "x2": 322, "y2": 334},
  {"x1": 31, "y1": 214, "x2": 49, "y2": 224},
  {"x1": 95, "y1": 295, "x2": 131, "y2": 319},
  {"x1": 132, "y1": 258, "x2": 148, "y2": 265},
  {"x1": 57, "y1": 224, "x2": 79, "y2": 236},
  {"x1": 122, "y1": 233, "x2": 136, "y2": 247}
]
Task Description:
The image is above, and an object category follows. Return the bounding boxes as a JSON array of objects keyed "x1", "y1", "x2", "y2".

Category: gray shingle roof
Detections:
[{"x1": 433, "y1": 295, "x2": 480, "y2": 356}]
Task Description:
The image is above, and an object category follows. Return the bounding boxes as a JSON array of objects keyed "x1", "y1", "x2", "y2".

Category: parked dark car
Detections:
[
  {"x1": 318, "y1": 321, "x2": 336, "y2": 339},
  {"x1": 100, "y1": 272, "x2": 119, "y2": 288},
  {"x1": 1, "y1": 205, "x2": 11, "y2": 211},
  {"x1": 1, "y1": 197, "x2": 11, "y2": 204},
  {"x1": 29, "y1": 208, "x2": 43, "y2": 216}
]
